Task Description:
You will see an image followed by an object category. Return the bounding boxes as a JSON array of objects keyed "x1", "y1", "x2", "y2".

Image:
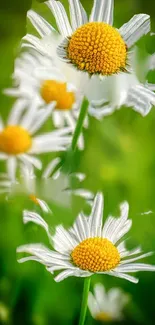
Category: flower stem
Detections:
[
  {"x1": 78, "y1": 277, "x2": 91, "y2": 325},
  {"x1": 71, "y1": 98, "x2": 89, "y2": 151}
]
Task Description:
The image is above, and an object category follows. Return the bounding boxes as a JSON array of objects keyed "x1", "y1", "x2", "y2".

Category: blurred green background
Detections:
[{"x1": 1, "y1": 0, "x2": 155, "y2": 324}]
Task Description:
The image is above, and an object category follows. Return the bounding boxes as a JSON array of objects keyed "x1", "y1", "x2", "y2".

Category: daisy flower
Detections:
[
  {"x1": 17, "y1": 193, "x2": 155, "y2": 283},
  {"x1": 88, "y1": 283, "x2": 129, "y2": 321},
  {"x1": 0, "y1": 160, "x2": 93, "y2": 210},
  {"x1": 22, "y1": 1, "x2": 155, "y2": 117},
  {"x1": 4, "y1": 51, "x2": 86, "y2": 149},
  {"x1": 24, "y1": 0, "x2": 150, "y2": 76},
  {"x1": 0, "y1": 166, "x2": 50, "y2": 213},
  {"x1": 0, "y1": 100, "x2": 71, "y2": 181}
]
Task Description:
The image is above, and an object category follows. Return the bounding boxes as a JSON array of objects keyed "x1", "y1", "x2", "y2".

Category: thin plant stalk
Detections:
[
  {"x1": 78, "y1": 277, "x2": 91, "y2": 325},
  {"x1": 71, "y1": 98, "x2": 89, "y2": 151},
  {"x1": 50, "y1": 98, "x2": 89, "y2": 176}
]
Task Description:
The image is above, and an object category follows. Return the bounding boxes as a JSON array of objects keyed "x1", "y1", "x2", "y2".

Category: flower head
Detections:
[
  {"x1": 4, "y1": 51, "x2": 86, "y2": 149},
  {"x1": 88, "y1": 283, "x2": 129, "y2": 321},
  {"x1": 25, "y1": 0, "x2": 150, "y2": 76},
  {"x1": 0, "y1": 159, "x2": 93, "y2": 211},
  {"x1": 17, "y1": 193, "x2": 155, "y2": 282},
  {"x1": 21, "y1": 1, "x2": 155, "y2": 117},
  {"x1": 0, "y1": 100, "x2": 71, "y2": 180}
]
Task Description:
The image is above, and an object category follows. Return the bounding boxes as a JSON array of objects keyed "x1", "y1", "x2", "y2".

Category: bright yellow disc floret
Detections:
[
  {"x1": 71, "y1": 237, "x2": 120, "y2": 272},
  {"x1": 0, "y1": 125, "x2": 32, "y2": 155},
  {"x1": 67, "y1": 22, "x2": 127, "y2": 75},
  {"x1": 96, "y1": 312, "x2": 112, "y2": 322},
  {"x1": 29, "y1": 194, "x2": 39, "y2": 205},
  {"x1": 40, "y1": 80, "x2": 75, "y2": 110}
]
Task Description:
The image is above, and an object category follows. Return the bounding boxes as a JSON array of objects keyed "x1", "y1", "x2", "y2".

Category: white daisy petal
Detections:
[
  {"x1": 114, "y1": 220, "x2": 132, "y2": 244},
  {"x1": 52, "y1": 111, "x2": 65, "y2": 128},
  {"x1": 120, "y1": 201, "x2": 129, "y2": 220},
  {"x1": 19, "y1": 154, "x2": 42, "y2": 170},
  {"x1": 89, "y1": 105, "x2": 115, "y2": 120},
  {"x1": 17, "y1": 244, "x2": 55, "y2": 265},
  {"x1": 90, "y1": 0, "x2": 114, "y2": 25},
  {"x1": 7, "y1": 157, "x2": 17, "y2": 181},
  {"x1": 54, "y1": 269, "x2": 76, "y2": 282},
  {"x1": 28, "y1": 10, "x2": 55, "y2": 37},
  {"x1": 7, "y1": 99, "x2": 27, "y2": 125},
  {"x1": 18, "y1": 256, "x2": 45, "y2": 264},
  {"x1": 22, "y1": 34, "x2": 47, "y2": 55},
  {"x1": 23, "y1": 210, "x2": 49, "y2": 233},
  {"x1": 68, "y1": 0, "x2": 88, "y2": 30},
  {"x1": 148, "y1": 53, "x2": 155, "y2": 71},
  {"x1": 72, "y1": 188, "x2": 94, "y2": 200},
  {"x1": 146, "y1": 82, "x2": 155, "y2": 91},
  {"x1": 28, "y1": 104, "x2": 55, "y2": 134},
  {"x1": 46, "y1": 0, "x2": 73, "y2": 37},
  {"x1": 119, "y1": 14, "x2": 150, "y2": 48},
  {"x1": 126, "y1": 84, "x2": 155, "y2": 116},
  {"x1": 19, "y1": 102, "x2": 38, "y2": 130},
  {"x1": 47, "y1": 263, "x2": 75, "y2": 273},
  {"x1": 53, "y1": 225, "x2": 78, "y2": 254},
  {"x1": 31, "y1": 136, "x2": 71, "y2": 154},
  {"x1": 119, "y1": 245, "x2": 142, "y2": 259},
  {"x1": 37, "y1": 199, "x2": 51, "y2": 213},
  {"x1": 116, "y1": 263, "x2": 155, "y2": 273},
  {"x1": 88, "y1": 292, "x2": 101, "y2": 318},
  {"x1": 121, "y1": 252, "x2": 153, "y2": 265},
  {"x1": 107, "y1": 202, "x2": 129, "y2": 244},
  {"x1": 42, "y1": 157, "x2": 61, "y2": 179},
  {"x1": 107, "y1": 271, "x2": 139, "y2": 283},
  {"x1": 3, "y1": 88, "x2": 23, "y2": 97},
  {"x1": 71, "y1": 213, "x2": 89, "y2": 242},
  {"x1": 89, "y1": 192, "x2": 103, "y2": 237},
  {"x1": 94, "y1": 283, "x2": 106, "y2": 308}
]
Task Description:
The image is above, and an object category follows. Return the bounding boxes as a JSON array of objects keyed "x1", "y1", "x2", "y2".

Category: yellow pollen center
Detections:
[
  {"x1": 29, "y1": 194, "x2": 39, "y2": 205},
  {"x1": 67, "y1": 22, "x2": 127, "y2": 75},
  {"x1": 71, "y1": 237, "x2": 120, "y2": 272},
  {"x1": 96, "y1": 312, "x2": 112, "y2": 322},
  {"x1": 40, "y1": 80, "x2": 75, "y2": 110},
  {"x1": 0, "y1": 125, "x2": 32, "y2": 155}
]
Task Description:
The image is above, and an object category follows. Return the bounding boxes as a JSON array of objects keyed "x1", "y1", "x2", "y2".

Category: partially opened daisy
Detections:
[
  {"x1": 0, "y1": 100, "x2": 71, "y2": 180},
  {"x1": 17, "y1": 192, "x2": 155, "y2": 283},
  {"x1": 4, "y1": 51, "x2": 86, "y2": 149},
  {"x1": 88, "y1": 283, "x2": 129, "y2": 321}
]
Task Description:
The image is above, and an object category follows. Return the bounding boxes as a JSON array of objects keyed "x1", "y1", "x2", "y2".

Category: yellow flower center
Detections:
[
  {"x1": 67, "y1": 22, "x2": 127, "y2": 75},
  {"x1": 29, "y1": 194, "x2": 39, "y2": 205},
  {"x1": 96, "y1": 312, "x2": 112, "y2": 322},
  {"x1": 0, "y1": 125, "x2": 32, "y2": 155},
  {"x1": 71, "y1": 237, "x2": 120, "y2": 272},
  {"x1": 40, "y1": 80, "x2": 75, "y2": 110}
]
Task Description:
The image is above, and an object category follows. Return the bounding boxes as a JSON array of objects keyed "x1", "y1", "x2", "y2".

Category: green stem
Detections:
[
  {"x1": 71, "y1": 98, "x2": 89, "y2": 152},
  {"x1": 78, "y1": 277, "x2": 91, "y2": 325}
]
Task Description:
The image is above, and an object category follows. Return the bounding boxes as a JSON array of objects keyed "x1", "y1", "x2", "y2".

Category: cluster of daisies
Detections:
[{"x1": 1, "y1": 0, "x2": 155, "y2": 322}]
